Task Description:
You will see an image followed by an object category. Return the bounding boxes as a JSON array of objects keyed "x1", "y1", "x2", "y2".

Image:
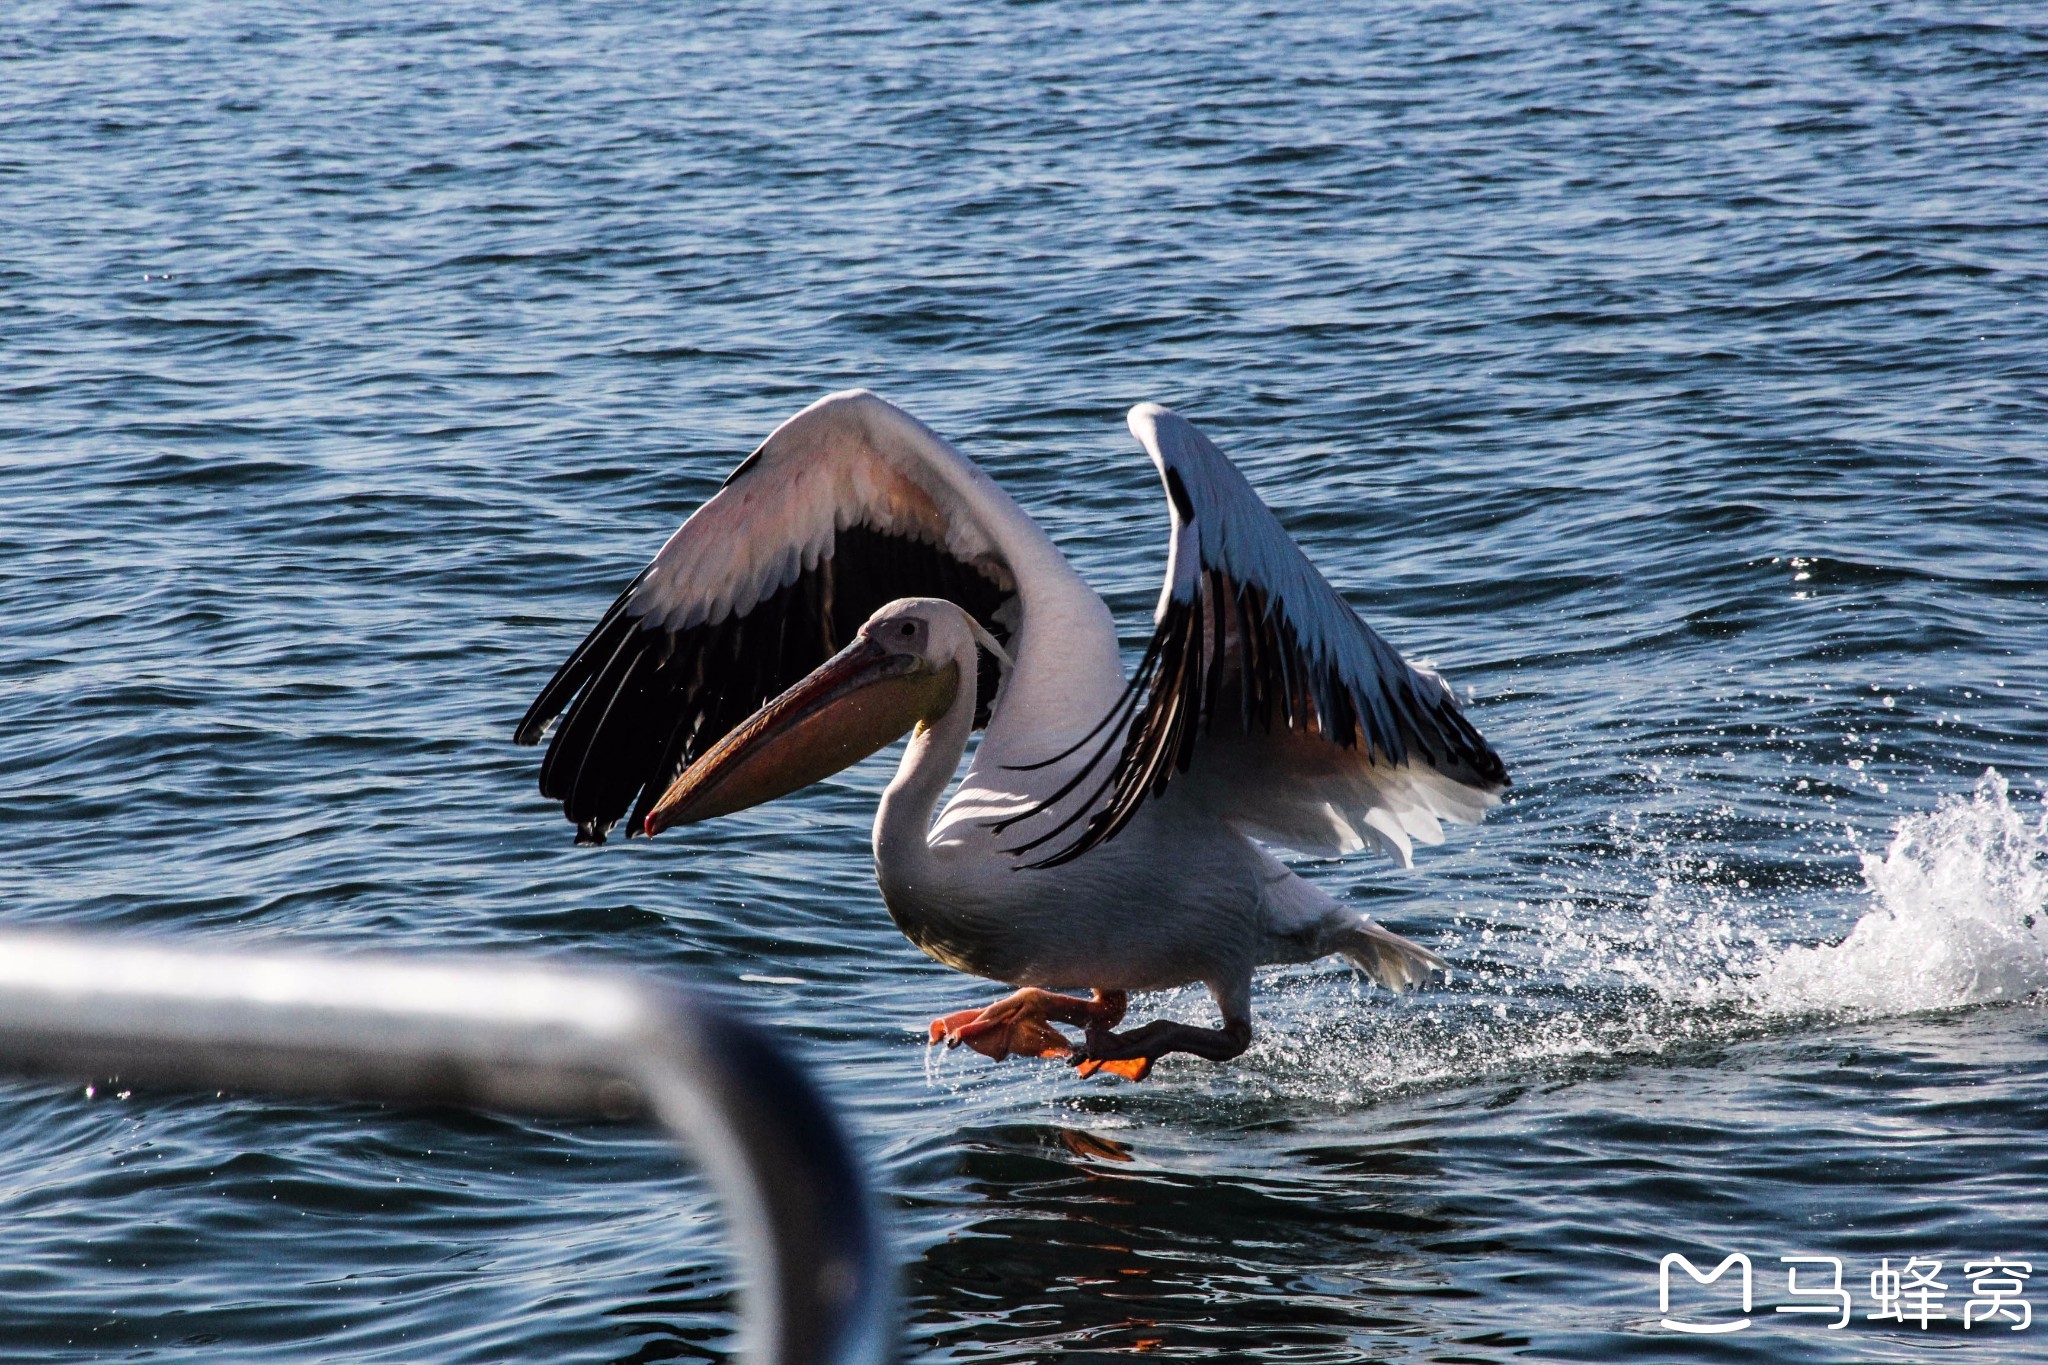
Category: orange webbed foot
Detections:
[
  {"x1": 1073, "y1": 1055, "x2": 1154, "y2": 1082},
  {"x1": 950, "y1": 1013, "x2": 1073, "y2": 1062},
  {"x1": 928, "y1": 1008, "x2": 986, "y2": 1047},
  {"x1": 927, "y1": 989, "x2": 1129, "y2": 1064},
  {"x1": 928, "y1": 999, "x2": 1071, "y2": 1061}
]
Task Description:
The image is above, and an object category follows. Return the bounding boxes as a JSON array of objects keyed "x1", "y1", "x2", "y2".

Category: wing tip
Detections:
[
  {"x1": 804, "y1": 387, "x2": 924, "y2": 435},
  {"x1": 1126, "y1": 401, "x2": 1181, "y2": 447},
  {"x1": 731, "y1": 388, "x2": 896, "y2": 487},
  {"x1": 810, "y1": 385, "x2": 885, "y2": 412},
  {"x1": 769, "y1": 388, "x2": 963, "y2": 476}
]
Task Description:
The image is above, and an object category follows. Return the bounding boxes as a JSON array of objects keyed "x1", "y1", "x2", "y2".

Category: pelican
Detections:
[{"x1": 516, "y1": 391, "x2": 1507, "y2": 1080}]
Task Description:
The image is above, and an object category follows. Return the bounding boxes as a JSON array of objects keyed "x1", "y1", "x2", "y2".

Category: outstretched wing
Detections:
[
  {"x1": 1000, "y1": 403, "x2": 1507, "y2": 869},
  {"x1": 516, "y1": 390, "x2": 1039, "y2": 844}
]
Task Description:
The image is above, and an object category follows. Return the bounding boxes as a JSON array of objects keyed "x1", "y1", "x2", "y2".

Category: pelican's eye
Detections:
[{"x1": 899, "y1": 622, "x2": 917, "y2": 638}]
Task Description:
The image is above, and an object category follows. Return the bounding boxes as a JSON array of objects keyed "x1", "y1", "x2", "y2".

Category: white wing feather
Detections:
[{"x1": 1002, "y1": 403, "x2": 1507, "y2": 869}]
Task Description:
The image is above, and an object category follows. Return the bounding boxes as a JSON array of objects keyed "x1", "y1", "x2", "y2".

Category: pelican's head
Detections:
[{"x1": 641, "y1": 597, "x2": 1005, "y2": 835}]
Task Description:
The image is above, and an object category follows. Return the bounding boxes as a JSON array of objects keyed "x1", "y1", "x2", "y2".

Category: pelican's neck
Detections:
[{"x1": 873, "y1": 655, "x2": 976, "y2": 882}]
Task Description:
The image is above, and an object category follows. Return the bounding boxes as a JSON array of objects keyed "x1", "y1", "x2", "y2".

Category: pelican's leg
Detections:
[
  {"x1": 930, "y1": 988, "x2": 1127, "y2": 1063},
  {"x1": 1068, "y1": 1018, "x2": 1252, "y2": 1081},
  {"x1": 1070, "y1": 977, "x2": 1251, "y2": 1081}
]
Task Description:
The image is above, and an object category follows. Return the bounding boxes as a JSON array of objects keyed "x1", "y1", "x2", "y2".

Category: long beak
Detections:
[{"x1": 641, "y1": 636, "x2": 955, "y2": 836}]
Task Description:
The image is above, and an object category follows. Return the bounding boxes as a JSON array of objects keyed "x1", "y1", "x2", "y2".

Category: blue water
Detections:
[{"x1": 5, "y1": 1, "x2": 2048, "y2": 1359}]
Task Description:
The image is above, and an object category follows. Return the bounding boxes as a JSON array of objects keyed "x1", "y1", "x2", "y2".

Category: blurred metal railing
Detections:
[{"x1": 0, "y1": 931, "x2": 894, "y2": 1365}]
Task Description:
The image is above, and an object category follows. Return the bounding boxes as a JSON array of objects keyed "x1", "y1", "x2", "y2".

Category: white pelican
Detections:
[{"x1": 517, "y1": 392, "x2": 1507, "y2": 1080}]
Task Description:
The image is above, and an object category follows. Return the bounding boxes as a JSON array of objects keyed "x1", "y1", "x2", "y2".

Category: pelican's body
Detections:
[
  {"x1": 879, "y1": 667, "x2": 1370, "y2": 1000},
  {"x1": 519, "y1": 392, "x2": 1506, "y2": 1077}
]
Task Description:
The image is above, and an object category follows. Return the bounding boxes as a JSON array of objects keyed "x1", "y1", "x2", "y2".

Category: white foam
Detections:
[
  {"x1": 1751, "y1": 770, "x2": 2048, "y2": 1017},
  {"x1": 988, "y1": 772, "x2": 2048, "y2": 1107},
  {"x1": 1230, "y1": 771, "x2": 2048, "y2": 1105}
]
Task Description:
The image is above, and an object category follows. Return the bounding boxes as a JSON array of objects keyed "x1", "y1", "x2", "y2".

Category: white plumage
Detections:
[{"x1": 518, "y1": 390, "x2": 1507, "y2": 1079}]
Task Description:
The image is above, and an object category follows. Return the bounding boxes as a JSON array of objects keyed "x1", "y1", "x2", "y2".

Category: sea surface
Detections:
[{"x1": 4, "y1": 2, "x2": 2047, "y2": 1361}]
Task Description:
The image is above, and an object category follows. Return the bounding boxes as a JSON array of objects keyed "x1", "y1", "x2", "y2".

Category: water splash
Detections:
[
  {"x1": 1218, "y1": 771, "x2": 2048, "y2": 1106},
  {"x1": 953, "y1": 772, "x2": 2048, "y2": 1108},
  {"x1": 1751, "y1": 771, "x2": 2048, "y2": 1016}
]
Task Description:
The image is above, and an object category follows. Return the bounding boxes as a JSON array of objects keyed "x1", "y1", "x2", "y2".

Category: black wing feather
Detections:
[{"x1": 518, "y1": 523, "x2": 1013, "y2": 845}]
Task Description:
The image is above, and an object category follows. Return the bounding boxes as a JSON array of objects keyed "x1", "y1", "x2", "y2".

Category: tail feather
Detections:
[
  {"x1": 1333, "y1": 916, "x2": 1449, "y2": 993},
  {"x1": 1253, "y1": 845, "x2": 1451, "y2": 991}
]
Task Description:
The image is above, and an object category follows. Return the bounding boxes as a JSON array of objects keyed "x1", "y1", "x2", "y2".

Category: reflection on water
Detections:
[
  {"x1": 913, "y1": 1123, "x2": 1458, "y2": 1360},
  {"x1": 607, "y1": 1263, "x2": 734, "y2": 1365}
]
